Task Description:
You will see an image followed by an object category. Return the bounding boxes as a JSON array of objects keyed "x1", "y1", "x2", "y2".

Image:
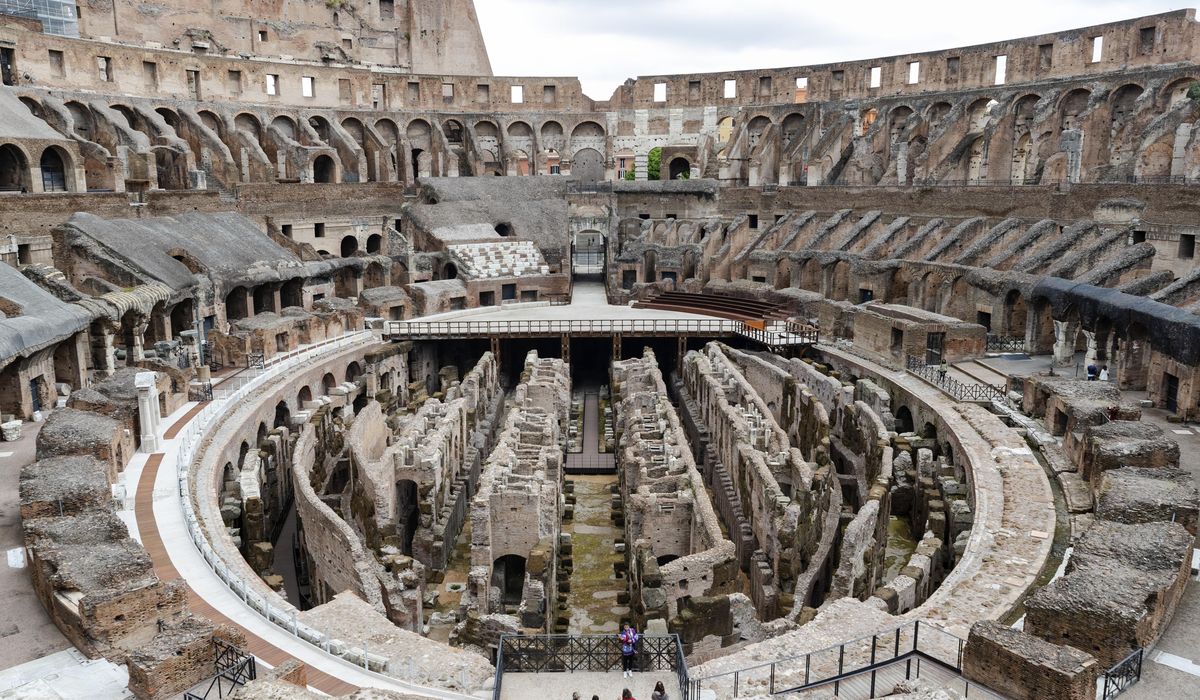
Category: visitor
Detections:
[
  {"x1": 937, "y1": 360, "x2": 948, "y2": 382},
  {"x1": 572, "y1": 693, "x2": 580, "y2": 700},
  {"x1": 1099, "y1": 365, "x2": 1109, "y2": 381},
  {"x1": 1087, "y1": 363, "x2": 1098, "y2": 380},
  {"x1": 651, "y1": 680, "x2": 670, "y2": 700},
  {"x1": 621, "y1": 690, "x2": 636, "y2": 700},
  {"x1": 619, "y1": 623, "x2": 639, "y2": 677}
]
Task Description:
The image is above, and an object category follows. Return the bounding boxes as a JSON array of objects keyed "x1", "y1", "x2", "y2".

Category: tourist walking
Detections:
[
  {"x1": 651, "y1": 680, "x2": 670, "y2": 700},
  {"x1": 619, "y1": 623, "x2": 639, "y2": 677},
  {"x1": 1099, "y1": 365, "x2": 1109, "y2": 381}
]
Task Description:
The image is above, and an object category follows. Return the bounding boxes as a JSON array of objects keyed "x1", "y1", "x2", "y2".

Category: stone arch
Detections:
[
  {"x1": 38, "y1": 145, "x2": 74, "y2": 192},
  {"x1": 271, "y1": 115, "x2": 298, "y2": 140},
  {"x1": 1058, "y1": 89, "x2": 1092, "y2": 130},
  {"x1": 668, "y1": 156, "x2": 691, "y2": 180},
  {"x1": 297, "y1": 385, "x2": 313, "y2": 406},
  {"x1": 571, "y1": 147, "x2": 604, "y2": 181},
  {"x1": 747, "y1": 116, "x2": 772, "y2": 148},
  {"x1": 346, "y1": 361, "x2": 362, "y2": 383},
  {"x1": 888, "y1": 106, "x2": 914, "y2": 140},
  {"x1": 492, "y1": 554, "x2": 526, "y2": 605},
  {"x1": 235, "y1": 113, "x2": 263, "y2": 141},
  {"x1": 895, "y1": 406, "x2": 915, "y2": 434},
  {"x1": 507, "y1": 121, "x2": 532, "y2": 138},
  {"x1": 717, "y1": 116, "x2": 735, "y2": 143},
  {"x1": 571, "y1": 120, "x2": 604, "y2": 138},
  {"x1": 1003, "y1": 289, "x2": 1028, "y2": 338},
  {"x1": 225, "y1": 286, "x2": 249, "y2": 321},
  {"x1": 926, "y1": 101, "x2": 952, "y2": 130},
  {"x1": 0, "y1": 143, "x2": 31, "y2": 192},
  {"x1": 366, "y1": 233, "x2": 383, "y2": 254},
  {"x1": 312, "y1": 154, "x2": 337, "y2": 183},
  {"x1": 340, "y1": 235, "x2": 359, "y2": 258},
  {"x1": 1160, "y1": 77, "x2": 1199, "y2": 108},
  {"x1": 781, "y1": 113, "x2": 806, "y2": 146},
  {"x1": 322, "y1": 372, "x2": 337, "y2": 393},
  {"x1": 280, "y1": 277, "x2": 304, "y2": 309},
  {"x1": 273, "y1": 400, "x2": 291, "y2": 429}
]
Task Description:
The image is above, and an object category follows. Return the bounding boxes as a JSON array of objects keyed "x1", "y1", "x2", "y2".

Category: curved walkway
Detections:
[{"x1": 124, "y1": 334, "x2": 480, "y2": 699}]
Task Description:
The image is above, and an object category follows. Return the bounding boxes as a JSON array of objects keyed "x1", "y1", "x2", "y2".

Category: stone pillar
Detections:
[
  {"x1": 1052, "y1": 320, "x2": 1078, "y2": 367},
  {"x1": 1083, "y1": 330, "x2": 1098, "y2": 369},
  {"x1": 136, "y1": 371, "x2": 163, "y2": 453},
  {"x1": 91, "y1": 322, "x2": 117, "y2": 378}
]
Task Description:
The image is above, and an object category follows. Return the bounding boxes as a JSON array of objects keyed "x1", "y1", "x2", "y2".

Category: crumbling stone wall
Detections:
[
  {"x1": 463, "y1": 351, "x2": 569, "y2": 631},
  {"x1": 1025, "y1": 520, "x2": 1193, "y2": 665},
  {"x1": 612, "y1": 349, "x2": 738, "y2": 655},
  {"x1": 349, "y1": 352, "x2": 502, "y2": 574},
  {"x1": 962, "y1": 621, "x2": 1099, "y2": 700}
]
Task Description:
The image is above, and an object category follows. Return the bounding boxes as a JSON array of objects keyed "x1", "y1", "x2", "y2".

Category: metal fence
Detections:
[
  {"x1": 905, "y1": 355, "x2": 1005, "y2": 403},
  {"x1": 183, "y1": 638, "x2": 257, "y2": 700},
  {"x1": 687, "y1": 620, "x2": 980, "y2": 698},
  {"x1": 495, "y1": 634, "x2": 690, "y2": 700},
  {"x1": 1100, "y1": 648, "x2": 1144, "y2": 700},
  {"x1": 985, "y1": 334, "x2": 1028, "y2": 354}
]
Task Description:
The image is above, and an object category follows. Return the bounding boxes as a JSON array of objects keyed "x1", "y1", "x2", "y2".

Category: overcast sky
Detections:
[{"x1": 475, "y1": 1, "x2": 1198, "y2": 99}]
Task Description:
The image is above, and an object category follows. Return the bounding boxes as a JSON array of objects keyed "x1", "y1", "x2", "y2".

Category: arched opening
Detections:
[
  {"x1": 571, "y1": 147, "x2": 604, "y2": 181},
  {"x1": 442, "y1": 119, "x2": 464, "y2": 144},
  {"x1": 573, "y1": 230, "x2": 604, "y2": 275},
  {"x1": 668, "y1": 157, "x2": 691, "y2": 180},
  {"x1": 495, "y1": 222, "x2": 514, "y2": 237},
  {"x1": 273, "y1": 400, "x2": 291, "y2": 429},
  {"x1": 442, "y1": 261, "x2": 458, "y2": 280},
  {"x1": 280, "y1": 278, "x2": 304, "y2": 309},
  {"x1": 253, "y1": 285, "x2": 276, "y2": 314},
  {"x1": 169, "y1": 300, "x2": 194, "y2": 340},
  {"x1": 39, "y1": 147, "x2": 69, "y2": 192},
  {"x1": 895, "y1": 406, "x2": 915, "y2": 434},
  {"x1": 346, "y1": 361, "x2": 362, "y2": 383},
  {"x1": 717, "y1": 117, "x2": 735, "y2": 143},
  {"x1": 0, "y1": 144, "x2": 30, "y2": 192},
  {"x1": 366, "y1": 234, "x2": 382, "y2": 254},
  {"x1": 322, "y1": 372, "x2": 337, "y2": 393},
  {"x1": 921, "y1": 422, "x2": 938, "y2": 440},
  {"x1": 340, "y1": 236, "x2": 359, "y2": 258},
  {"x1": 492, "y1": 554, "x2": 527, "y2": 606},
  {"x1": 225, "y1": 287, "x2": 249, "y2": 321},
  {"x1": 297, "y1": 385, "x2": 312, "y2": 407},
  {"x1": 313, "y1": 155, "x2": 336, "y2": 183},
  {"x1": 395, "y1": 479, "x2": 419, "y2": 555}
]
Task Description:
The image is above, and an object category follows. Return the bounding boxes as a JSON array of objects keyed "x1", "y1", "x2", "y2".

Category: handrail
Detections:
[
  {"x1": 905, "y1": 355, "x2": 1005, "y2": 403},
  {"x1": 1101, "y1": 648, "x2": 1144, "y2": 700},
  {"x1": 687, "y1": 620, "x2": 966, "y2": 698},
  {"x1": 494, "y1": 634, "x2": 690, "y2": 700}
]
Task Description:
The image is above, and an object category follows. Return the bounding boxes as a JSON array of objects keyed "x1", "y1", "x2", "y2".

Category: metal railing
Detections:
[
  {"x1": 386, "y1": 319, "x2": 818, "y2": 348},
  {"x1": 905, "y1": 355, "x2": 1005, "y2": 403},
  {"x1": 494, "y1": 634, "x2": 690, "y2": 700},
  {"x1": 985, "y1": 334, "x2": 1028, "y2": 354},
  {"x1": 688, "y1": 620, "x2": 972, "y2": 698},
  {"x1": 1100, "y1": 648, "x2": 1144, "y2": 700},
  {"x1": 183, "y1": 638, "x2": 257, "y2": 700}
]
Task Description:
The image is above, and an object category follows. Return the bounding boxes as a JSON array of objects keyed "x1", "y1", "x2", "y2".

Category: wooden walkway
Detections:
[{"x1": 135, "y1": 426, "x2": 359, "y2": 695}]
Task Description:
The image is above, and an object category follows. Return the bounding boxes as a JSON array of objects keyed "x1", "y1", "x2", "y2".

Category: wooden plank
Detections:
[{"x1": 164, "y1": 402, "x2": 210, "y2": 439}]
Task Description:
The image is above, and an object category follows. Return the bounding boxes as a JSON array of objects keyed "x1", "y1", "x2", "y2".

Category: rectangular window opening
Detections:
[
  {"x1": 282, "y1": 224, "x2": 293, "y2": 238},
  {"x1": 49, "y1": 50, "x2": 65, "y2": 78},
  {"x1": 301, "y1": 76, "x2": 315, "y2": 98},
  {"x1": 688, "y1": 80, "x2": 701, "y2": 100},
  {"x1": 1091, "y1": 36, "x2": 1104, "y2": 64},
  {"x1": 907, "y1": 61, "x2": 920, "y2": 85},
  {"x1": 748, "y1": 214, "x2": 759, "y2": 229},
  {"x1": 257, "y1": 30, "x2": 268, "y2": 42},
  {"x1": 1038, "y1": 43, "x2": 1053, "y2": 71},
  {"x1": 994, "y1": 55, "x2": 1008, "y2": 85},
  {"x1": 407, "y1": 81, "x2": 420, "y2": 103},
  {"x1": 795, "y1": 77, "x2": 808, "y2": 103},
  {"x1": 511, "y1": 85, "x2": 524, "y2": 103},
  {"x1": 226, "y1": 69, "x2": 241, "y2": 95},
  {"x1": 371, "y1": 83, "x2": 386, "y2": 109},
  {"x1": 476, "y1": 83, "x2": 490, "y2": 103},
  {"x1": 266, "y1": 74, "x2": 279, "y2": 96},
  {"x1": 338, "y1": 78, "x2": 352, "y2": 104},
  {"x1": 442, "y1": 82, "x2": 454, "y2": 103},
  {"x1": 946, "y1": 56, "x2": 960, "y2": 80},
  {"x1": 96, "y1": 56, "x2": 112, "y2": 82},
  {"x1": 654, "y1": 82, "x2": 667, "y2": 102},
  {"x1": 314, "y1": 223, "x2": 326, "y2": 238},
  {"x1": 186, "y1": 69, "x2": 201, "y2": 99},
  {"x1": 379, "y1": 0, "x2": 394, "y2": 20},
  {"x1": 141, "y1": 60, "x2": 157, "y2": 88},
  {"x1": 1132, "y1": 230, "x2": 1146, "y2": 244},
  {"x1": 543, "y1": 84, "x2": 556, "y2": 104},
  {"x1": 723, "y1": 79, "x2": 737, "y2": 99},
  {"x1": 869, "y1": 66, "x2": 882, "y2": 89},
  {"x1": 1140, "y1": 27, "x2": 1156, "y2": 55},
  {"x1": 758, "y1": 76, "x2": 772, "y2": 96},
  {"x1": 831, "y1": 70, "x2": 844, "y2": 89},
  {"x1": 1179, "y1": 234, "x2": 1195, "y2": 259}
]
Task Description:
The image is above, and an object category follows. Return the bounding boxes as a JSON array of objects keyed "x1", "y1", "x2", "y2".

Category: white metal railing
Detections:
[
  {"x1": 387, "y1": 318, "x2": 819, "y2": 348},
  {"x1": 164, "y1": 330, "x2": 477, "y2": 698}
]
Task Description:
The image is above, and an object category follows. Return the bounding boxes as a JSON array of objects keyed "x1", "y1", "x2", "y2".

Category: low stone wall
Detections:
[{"x1": 962, "y1": 621, "x2": 1098, "y2": 700}]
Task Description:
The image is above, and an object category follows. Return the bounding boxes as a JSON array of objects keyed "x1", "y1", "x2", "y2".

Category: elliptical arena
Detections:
[{"x1": 1, "y1": 3, "x2": 1199, "y2": 699}]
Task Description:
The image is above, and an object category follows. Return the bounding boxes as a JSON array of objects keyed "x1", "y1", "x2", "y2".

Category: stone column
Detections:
[
  {"x1": 1052, "y1": 320, "x2": 1078, "y2": 366},
  {"x1": 136, "y1": 371, "x2": 162, "y2": 453},
  {"x1": 91, "y1": 322, "x2": 118, "y2": 378}
]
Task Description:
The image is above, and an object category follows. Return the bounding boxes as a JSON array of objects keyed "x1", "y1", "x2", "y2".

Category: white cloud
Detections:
[{"x1": 474, "y1": 0, "x2": 1197, "y2": 99}]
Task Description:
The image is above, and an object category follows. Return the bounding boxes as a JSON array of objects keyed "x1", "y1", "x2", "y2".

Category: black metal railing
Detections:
[
  {"x1": 183, "y1": 638, "x2": 257, "y2": 700},
  {"x1": 986, "y1": 334, "x2": 1028, "y2": 354},
  {"x1": 1100, "y1": 648, "x2": 1144, "y2": 700},
  {"x1": 905, "y1": 355, "x2": 1005, "y2": 403},
  {"x1": 247, "y1": 352, "x2": 266, "y2": 370},
  {"x1": 688, "y1": 620, "x2": 986, "y2": 698},
  {"x1": 494, "y1": 634, "x2": 690, "y2": 700}
]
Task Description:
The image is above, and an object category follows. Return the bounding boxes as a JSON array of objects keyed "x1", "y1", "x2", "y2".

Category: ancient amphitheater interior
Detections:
[{"x1": 1, "y1": 1, "x2": 1199, "y2": 699}]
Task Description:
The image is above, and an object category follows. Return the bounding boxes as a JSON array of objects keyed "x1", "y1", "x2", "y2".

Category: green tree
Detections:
[
  {"x1": 624, "y1": 165, "x2": 636, "y2": 181},
  {"x1": 1188, "y1": 83, "x2": 1200, "y2": 100},
  {"x1": 647, "y1": 147, "x2": 662, "y2": 180}
]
